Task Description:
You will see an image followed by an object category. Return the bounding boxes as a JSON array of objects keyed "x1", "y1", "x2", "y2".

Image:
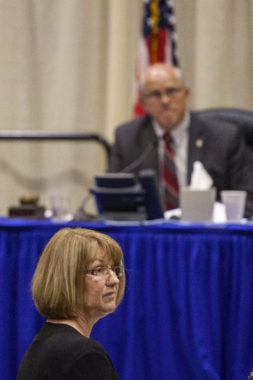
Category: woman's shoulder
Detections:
[{"x1": 41, "y1": 322, "x2": 106, "y2": 354}]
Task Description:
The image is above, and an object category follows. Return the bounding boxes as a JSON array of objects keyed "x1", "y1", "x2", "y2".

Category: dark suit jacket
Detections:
[{"x1": 108, "y1": 113, "x2": 253, "y2": 216}]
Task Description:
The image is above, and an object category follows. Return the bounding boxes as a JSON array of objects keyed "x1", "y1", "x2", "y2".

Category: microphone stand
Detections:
[
  {"x1": 73, "y1": 193, "x2": 96, "y2": 221},
  {"x1": 120, "y1": 139, "x2": 158, "y2": 173}
]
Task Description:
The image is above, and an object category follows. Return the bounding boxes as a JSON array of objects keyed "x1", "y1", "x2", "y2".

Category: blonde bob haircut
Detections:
[{"x1": 32, "y1": 227, "x2": 125, "y2": 319}]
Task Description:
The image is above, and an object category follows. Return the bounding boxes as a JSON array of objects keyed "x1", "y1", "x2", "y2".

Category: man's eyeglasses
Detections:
[
  {"x1": 144, "y1": 87, "x2": 184, "y2": 100},
  {"x1": 85, "y1": 266, "x2": 124, "y2": 279}
]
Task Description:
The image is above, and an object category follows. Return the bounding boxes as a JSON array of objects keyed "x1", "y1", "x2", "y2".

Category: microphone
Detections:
[
  {"x1": 119, "y1": 138, "x2": 158, "y2": 173},
  {"x1": 73, "y1": 138, "x2": 158, "y2": 220}
]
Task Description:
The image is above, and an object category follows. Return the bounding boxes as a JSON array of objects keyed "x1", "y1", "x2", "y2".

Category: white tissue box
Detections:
[{"x1": 180, "y1": 187, "x2": 216, "y2": 222}]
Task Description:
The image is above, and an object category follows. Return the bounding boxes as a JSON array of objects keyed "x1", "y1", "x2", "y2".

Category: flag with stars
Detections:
[{"x1": 133, "y1": 0, "x2": 179, "y2": 117}]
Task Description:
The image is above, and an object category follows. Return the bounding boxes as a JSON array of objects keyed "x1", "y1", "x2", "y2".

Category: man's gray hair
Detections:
[{"x1": 139, "y1": 64, "x2": 184, "y2": 95}]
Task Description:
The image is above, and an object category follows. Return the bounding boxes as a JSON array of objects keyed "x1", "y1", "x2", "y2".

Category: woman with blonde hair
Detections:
[{"x1": 17, "y1": 227, "x2": 125, "y2": 379}]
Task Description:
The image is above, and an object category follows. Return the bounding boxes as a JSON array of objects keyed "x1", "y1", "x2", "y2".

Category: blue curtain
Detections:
[{"x1": 1, "y1": 219, "x2": 253, "y2": 380}]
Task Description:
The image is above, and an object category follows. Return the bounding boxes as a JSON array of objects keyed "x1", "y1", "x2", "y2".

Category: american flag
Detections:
[{"x1": 133, "y1": 0, "x2": 179, "y2": 117}]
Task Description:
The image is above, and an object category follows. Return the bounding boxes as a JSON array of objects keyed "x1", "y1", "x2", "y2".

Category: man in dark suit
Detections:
[{"x1": 108, "y1": 63, "x2": 253, "y2": 217}]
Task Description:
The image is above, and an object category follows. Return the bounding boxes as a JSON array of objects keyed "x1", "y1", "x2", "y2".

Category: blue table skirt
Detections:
[{"x1": 1, "y1": 217, "x2": 253, "y2": 380}]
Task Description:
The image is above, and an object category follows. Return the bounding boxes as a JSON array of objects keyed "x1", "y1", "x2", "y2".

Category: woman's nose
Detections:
[{"x1": 106, "y1": 269, "x2": 120, "y2": 284}]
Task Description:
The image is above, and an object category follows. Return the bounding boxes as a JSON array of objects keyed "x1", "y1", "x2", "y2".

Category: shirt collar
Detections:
[{"x1": 152, "y1": 111, "x2": 190, "y2": 145}]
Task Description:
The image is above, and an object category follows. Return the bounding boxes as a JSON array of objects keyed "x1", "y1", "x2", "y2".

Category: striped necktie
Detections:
[{"x1": 162, "y1": 133, "x2": 179, "y2": 210}]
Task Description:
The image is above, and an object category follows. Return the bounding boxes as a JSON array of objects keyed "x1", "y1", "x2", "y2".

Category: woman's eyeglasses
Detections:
[{"x1": 85, "y1": 266, "x2": 124, "y2": 279}]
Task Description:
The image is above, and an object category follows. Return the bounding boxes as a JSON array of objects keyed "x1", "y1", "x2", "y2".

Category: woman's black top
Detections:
[{"x1": 17, "y1": 322, "x2": 120, "y2": 379}]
